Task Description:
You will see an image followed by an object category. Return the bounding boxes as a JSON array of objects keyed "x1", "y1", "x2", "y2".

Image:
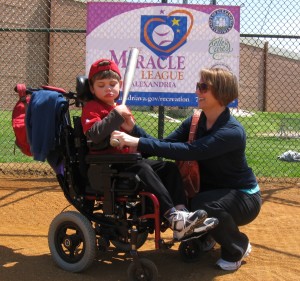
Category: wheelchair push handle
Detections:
[{"x1": 14, "y1": 83, "x2": 79, "y2": 103}]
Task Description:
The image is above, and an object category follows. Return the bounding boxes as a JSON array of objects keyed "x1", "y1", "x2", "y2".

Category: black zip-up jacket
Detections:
[{"x1": 132, "y1": 107, "x2": 257, "y2": 191}]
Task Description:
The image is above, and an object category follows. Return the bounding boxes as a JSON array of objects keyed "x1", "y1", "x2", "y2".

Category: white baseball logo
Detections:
[{"x1": 152, "y1": 24, "x2": 174, "y2": 47}]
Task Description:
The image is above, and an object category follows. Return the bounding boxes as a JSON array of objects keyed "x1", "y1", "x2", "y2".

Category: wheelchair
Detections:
[{"x1": 16, "y1": 77, "x2": 217, "y2": 281}]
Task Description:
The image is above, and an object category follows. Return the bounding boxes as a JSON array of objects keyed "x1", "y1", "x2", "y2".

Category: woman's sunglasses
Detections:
[{"x1": 196, "y1": 82, "x2": 209, "y2": 93}]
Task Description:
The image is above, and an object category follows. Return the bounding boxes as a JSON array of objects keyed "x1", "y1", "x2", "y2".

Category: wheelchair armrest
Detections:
[{"x1": 85, "y1": 153, "x2": 142, "y2": 164}]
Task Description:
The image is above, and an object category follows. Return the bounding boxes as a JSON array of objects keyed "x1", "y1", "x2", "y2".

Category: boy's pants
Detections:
[{"x1": 114, "y1": 159, "x2": 187, "y2": 215}]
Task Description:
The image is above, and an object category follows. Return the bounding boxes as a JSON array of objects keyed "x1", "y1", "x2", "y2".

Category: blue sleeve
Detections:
[
  {"x1": 164, "y1": 116, "x2": 192, "y2": 143},
  {"x1": 137, "y1": 123, "x2": 246, "y2": 161}
]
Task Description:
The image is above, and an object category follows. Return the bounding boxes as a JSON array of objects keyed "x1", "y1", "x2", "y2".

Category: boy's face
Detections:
[{"x1": 90, "y1": 78, "x2": 123, "y2": 106}]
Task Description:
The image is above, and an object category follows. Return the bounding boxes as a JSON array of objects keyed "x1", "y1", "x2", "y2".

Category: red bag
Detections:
[
  {"x1": 12, "y1": 84, "x2": 32, "y2": 156},
  {"x1": 176, "y1": 109, "x2": 201, "y2": 198}
]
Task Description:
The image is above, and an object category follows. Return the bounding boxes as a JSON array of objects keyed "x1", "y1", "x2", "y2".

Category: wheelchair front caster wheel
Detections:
[
  {"x1": 127, "y1": 258, "x2": 158, "y2": 281},
  {"x1": 179, "y1": 239, "x2": 204, "y2": 263}
]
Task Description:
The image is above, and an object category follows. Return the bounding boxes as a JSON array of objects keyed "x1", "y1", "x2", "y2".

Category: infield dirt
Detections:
[{"x1": 0, "y1": 176, "x2": 299, "y2": 281}]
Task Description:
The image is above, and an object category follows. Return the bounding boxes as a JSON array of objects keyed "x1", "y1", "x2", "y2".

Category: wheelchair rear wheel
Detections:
[{"x1": 48, "y1": 211, "x2": 96, "y2": 272}]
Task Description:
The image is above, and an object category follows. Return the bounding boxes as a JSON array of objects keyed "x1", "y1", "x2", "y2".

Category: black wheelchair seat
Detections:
[
  {"x1": 86, "y1": 153, "x2": 143, "y2": 196},
  {"x1": 72, "y1": 114, "x2": 143, "y2": 201}
]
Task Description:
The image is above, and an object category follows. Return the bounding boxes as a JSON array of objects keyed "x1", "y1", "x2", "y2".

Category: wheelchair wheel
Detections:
[
  {"x1": 127, "y1": 258, "x2": 158, "y2": 281},
  {"x1": 178, "y1": 238, "x2": 204, "y2": 263},
  {"x1": 111, "y1": 230, "x2": 148, "y2": 252},
  {"x1": 48, "y1": 211, "x2": 96, "y2": 272}
]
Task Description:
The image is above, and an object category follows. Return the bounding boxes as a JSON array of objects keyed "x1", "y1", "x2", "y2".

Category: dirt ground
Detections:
[{"x1": 0, "y1": 175, "x2": 299, "y2": 281}]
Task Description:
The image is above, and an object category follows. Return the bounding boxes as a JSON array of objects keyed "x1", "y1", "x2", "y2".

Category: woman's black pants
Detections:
[{"x1": 191, "y1": 188, "x2": 262, "y2": 262}]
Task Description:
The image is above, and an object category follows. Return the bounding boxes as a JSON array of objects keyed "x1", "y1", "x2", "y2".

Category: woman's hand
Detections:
[{"x1": 110, "y1": 130, "x2": 139, "y2": 149}]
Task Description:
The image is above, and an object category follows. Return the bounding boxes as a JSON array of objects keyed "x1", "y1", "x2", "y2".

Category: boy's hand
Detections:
[
  {"x1": 115, "y1": 105, "x2": 135, "y2": 132},
  {"x1": 121, "y1": 114, "x2": 135, "y2": 132}
]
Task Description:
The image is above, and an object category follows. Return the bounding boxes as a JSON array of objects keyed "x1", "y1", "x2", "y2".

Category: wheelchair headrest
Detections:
[{"x1": 76, "y1": 75, "x2": 94, "y2": 102}]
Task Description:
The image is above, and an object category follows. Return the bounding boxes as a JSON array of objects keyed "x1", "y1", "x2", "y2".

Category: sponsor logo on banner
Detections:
[
  {"x1": 208, "y1": 37, "x2": 233, "y2": 60},
  {"x1": 140, "y1": 10, "x2": 194, "y2": 59},
  {"x1": 210, "y1": 62, "x2": 232, "y2": 71},
  {"x1": 209, "y1": 9, "x2": 234, "y2": 34}
]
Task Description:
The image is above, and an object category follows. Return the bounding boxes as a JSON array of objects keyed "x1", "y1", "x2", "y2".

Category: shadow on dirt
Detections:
[{"x1": 0, "y1": 245, "x2": 234, "y2": 281}]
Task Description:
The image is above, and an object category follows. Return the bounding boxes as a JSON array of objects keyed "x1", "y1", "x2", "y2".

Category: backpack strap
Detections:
[
  {"x1": 42, "y1": 85, "x2": 67, "y2": 94},
  {"x1": 188, "y1": 109, "x2": 201, "y2": 143},
  {"x1": 15, "y1": 84, "x2": 27, "y2": 99}
]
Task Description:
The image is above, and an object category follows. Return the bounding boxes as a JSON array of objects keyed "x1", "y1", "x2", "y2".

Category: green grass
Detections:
[
  {"x1": 234, "y1": 111, "x2": 300, "y2": 177},
  {"x1": 2, "y1": 109, "x2": 300, "y2": 178},
  {"x1": 134, "y1": 109, "x2": 300, "y2": 178}
]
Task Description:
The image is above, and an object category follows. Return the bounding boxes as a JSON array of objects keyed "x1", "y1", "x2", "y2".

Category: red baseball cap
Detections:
[{"x1": 88, "y1": 59, "x2": 121, "y2": 80}]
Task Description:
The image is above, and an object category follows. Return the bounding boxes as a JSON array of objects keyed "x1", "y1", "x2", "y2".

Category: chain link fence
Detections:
[{"x1": 0, "y1": 0, "x2": 299, "y2": 181}]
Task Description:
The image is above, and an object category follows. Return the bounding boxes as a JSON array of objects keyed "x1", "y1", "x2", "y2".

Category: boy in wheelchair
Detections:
[{"x1": 80, "y1": 58, "x2": 215, "y2": 240}]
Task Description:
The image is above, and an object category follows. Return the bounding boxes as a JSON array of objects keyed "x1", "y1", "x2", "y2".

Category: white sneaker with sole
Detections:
[
  {"x1": 170, "y1": 210, "x2": 207, "y2": 240},
  {"x1": 194, "y1": 218, "x2": 219, "y2": 234},
  {"x1": 216, "y1": 243, "x2": 252, "y2": 271}
]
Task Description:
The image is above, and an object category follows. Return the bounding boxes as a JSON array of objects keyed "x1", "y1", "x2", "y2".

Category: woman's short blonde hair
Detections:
[{"x1": 200, "y1": 68, "x2": 239, "y2": 106}]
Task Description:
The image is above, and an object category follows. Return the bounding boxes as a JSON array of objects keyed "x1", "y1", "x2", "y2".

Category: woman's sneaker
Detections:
[
  {"x1": 216, "y1": 243, "x2": 252, "y2": 271},
  {"x1": 169, "y1": 209, "x2": 207, "y2": 240}
]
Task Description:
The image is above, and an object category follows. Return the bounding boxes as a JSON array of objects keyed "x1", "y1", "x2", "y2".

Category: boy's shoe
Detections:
[
  {"x1": 170, "y1": 210, "x2": 207, "y2": 240},
  {"x1": 178, "y1": 218, "x2": 219, "y2": 242},
  {"x1": 194, "y1": 217, "x2": 219, "y2": 234},
  {"x1": 216, "y1": 243, "x2": 252, "y2": 271}
]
